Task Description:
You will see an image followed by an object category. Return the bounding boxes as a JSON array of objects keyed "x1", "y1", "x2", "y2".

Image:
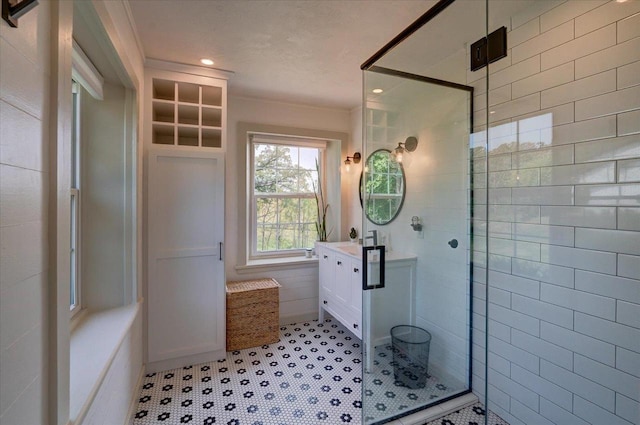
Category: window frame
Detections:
[
  {"x1": 70, "y1": 81, "x2": 82, "y2": 317},
  {"x1": 249, "y1": 134, "x2": 327, "y2": 260}
]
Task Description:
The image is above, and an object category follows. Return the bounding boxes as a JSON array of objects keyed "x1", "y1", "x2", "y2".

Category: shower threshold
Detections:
[{"x1": 385, "y1": 392, "x2": 477, "y2": 425}]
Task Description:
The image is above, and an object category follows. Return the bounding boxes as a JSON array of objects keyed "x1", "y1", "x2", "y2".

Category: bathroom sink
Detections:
[{"x1": 337, "y1": 244, "x2": 361, "y2": 257}]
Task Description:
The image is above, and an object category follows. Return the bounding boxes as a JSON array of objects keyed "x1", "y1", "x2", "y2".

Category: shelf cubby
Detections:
[
  {"x1": 153, "y1": 124, "x2": 175, "y2": 145},
  {"x1": 371, "y1": 109, "x2": 386, "y2": 126},
  {"x1": 387, "y1": 112, "x2": 399, "y2": 128},
  {"x1": 366, "y1": 108, "x2": 399, "y2": 145},
  {"x1": 202, "y1": 107, "x2": 222, "y2": 127},
  {"x1": 201, "y1": 128, "x2": 222, "y2": 148},
  {"x1": 202, "y1": 85, "x2": 222, "y2": 107},
  {"x1": 153, "y1": 101, "x2": 175, "y2": 123},
  {"x1": 178, "y1": 104, "x2": 199, "y2": 125},
  {"x1": 177, "y1": 82, "x2": 200, "y2": 104},
  {"x1": 153, "y1": 79, "x2": 174, "y2": 101},
  {"x1": 178, "y1": 126, "x2": 199, "y2": 146}
]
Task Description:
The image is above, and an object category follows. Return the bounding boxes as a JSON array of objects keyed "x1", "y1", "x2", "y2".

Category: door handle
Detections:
[
  {"x1": 448, "y1": 239, "x2": 458, "y2": 249},
  {"x1": 219, "y1": 242, "x2": 223, "y2": 260},
  {"x1": 362, "y1": 245, "x2": 385, "y2": 291}
]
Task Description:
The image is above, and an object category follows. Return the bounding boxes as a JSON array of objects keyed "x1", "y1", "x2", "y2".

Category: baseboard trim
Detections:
[
  {"x1": 125, "y1": 366, "x2": 146, "y2": 424},
  {"x1": 146, "y1": 348, "x2": 227, "y2": 374},
  {"x1": 279, "y1": 311, "x2": 318, "y2": 325}
]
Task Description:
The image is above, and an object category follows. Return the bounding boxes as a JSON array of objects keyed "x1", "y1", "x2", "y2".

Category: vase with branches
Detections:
[{"x1": 312, "y1": 159, "x2": 331, "y2": 242}]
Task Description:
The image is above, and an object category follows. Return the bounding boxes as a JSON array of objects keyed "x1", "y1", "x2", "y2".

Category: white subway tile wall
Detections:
[{"x1": 472, "y1": 2, "x2": 640, "y2": 425}]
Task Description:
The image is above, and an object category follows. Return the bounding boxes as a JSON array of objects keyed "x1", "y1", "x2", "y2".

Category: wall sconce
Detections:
[
  {"x1": 344, "y1": 152, "x2": 361, "y2": 172},
  {"x1": 392, "y1": 136, "x2": 418, "y2": 163}
]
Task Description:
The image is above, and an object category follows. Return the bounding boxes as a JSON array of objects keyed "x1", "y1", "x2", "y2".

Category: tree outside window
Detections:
[{"x1": 252, "y1": 141, "x2": 323, "y2": 256}]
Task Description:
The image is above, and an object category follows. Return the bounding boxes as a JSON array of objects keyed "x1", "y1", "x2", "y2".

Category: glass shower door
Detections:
[{"x1": 361, "y1": 69, "x2": 474, "y2": 424}]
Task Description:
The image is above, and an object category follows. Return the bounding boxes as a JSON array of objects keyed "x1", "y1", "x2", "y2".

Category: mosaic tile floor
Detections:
[
  {"x1": 425, "y1": 403, "x2": 509, "y2": 425},
  {"x1": 363, "y1": 344, "x2": 467, "y2": 423},
  {"x1": 133, "y1": 318, "x2": 506, "y2": 425}
]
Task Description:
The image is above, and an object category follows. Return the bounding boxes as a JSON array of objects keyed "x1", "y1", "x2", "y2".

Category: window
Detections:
[
  {"x1": 69, "y1": 40, "x2": 104, "y2": 317},
  {"x1": 70, "y1": 81, "x2": 81, "y2": 315},
  {"x1": 250, "y1": 134, "x2": 326, "y2": 258}
]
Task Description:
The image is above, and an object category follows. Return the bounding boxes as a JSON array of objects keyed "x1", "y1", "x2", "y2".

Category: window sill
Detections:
[
  {"x1": 235, "y1": 256, "x2": 319, "y2": 274},
  {"x1": 69, "y1": 302, "x2": 141, "y2": 424}
]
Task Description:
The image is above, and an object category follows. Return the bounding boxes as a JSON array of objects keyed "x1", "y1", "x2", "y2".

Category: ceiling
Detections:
[{"x1": 127, "y1": 0, "x2": 435, "y2": 110}]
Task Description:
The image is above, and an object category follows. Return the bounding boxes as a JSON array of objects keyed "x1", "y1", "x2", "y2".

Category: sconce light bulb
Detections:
[
  {"x1": 395, "y1": 151, "x2": 403, "y2": 163},
  {"x1": 344, "y1": 158, "x2": 352, "y2": 172}
]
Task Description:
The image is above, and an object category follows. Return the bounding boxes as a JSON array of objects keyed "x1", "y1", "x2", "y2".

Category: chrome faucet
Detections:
[{"x1": 365, "y1": 230, "x2": 378, "y2": 246}]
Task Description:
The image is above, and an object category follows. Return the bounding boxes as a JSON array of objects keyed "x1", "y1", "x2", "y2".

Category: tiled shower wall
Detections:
[{"x1": 469, "y1": 1, "x2": 640, "y2": 425}]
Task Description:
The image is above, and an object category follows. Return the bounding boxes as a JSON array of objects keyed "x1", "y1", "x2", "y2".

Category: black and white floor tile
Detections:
[
  {"x1": 362, "y1": 344, "x2": 467, "y2": 424},
  {"x1": 133, "y1": 319, "x2": 508, "y2": 425},
  {"x1": 425, "y1": 403, "x2": 509, "y2": 425}
]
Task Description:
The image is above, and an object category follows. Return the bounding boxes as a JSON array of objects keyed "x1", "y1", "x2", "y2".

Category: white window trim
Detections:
[
  {"x1": 71, "y1": 40, "x2": 104, "y2": 100},
  {"x1": 70, "y1": 188, "x2": 81, "y2": 317},
  {"x1": 236, "y1": 122, "x2": 347, "y2": 272},
  {"x1": 69, "y1": 47, "x2": 102, "y2": 319},
  {"x1": 248, "y1": 132, "x2": 327, "y2": 260},
  {"x1": 70, "y1": 82, "x2": 82, "y2": 318}
]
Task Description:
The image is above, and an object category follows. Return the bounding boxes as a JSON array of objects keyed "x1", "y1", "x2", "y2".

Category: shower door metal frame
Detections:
[
  {"x1": 360, "y1": 0, "x2": 480, "y2": 421},
  {"x1": 361, "y1": 65, "x2": 476, "y2": 424}
]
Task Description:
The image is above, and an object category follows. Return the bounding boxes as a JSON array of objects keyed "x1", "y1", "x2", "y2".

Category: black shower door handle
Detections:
[{"x1": 362, "y1": 245, "x2": 385, "y2": 291}]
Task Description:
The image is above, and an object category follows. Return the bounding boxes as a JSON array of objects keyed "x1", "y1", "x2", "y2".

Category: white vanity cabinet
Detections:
[
  {"x1": 318, "y1": 245, "x2": 363, "y2": 338},
  {"x1": 318, "y1": 242, "x2": 416, "y2": 346},
  {"x1": 318, "y1": 246, "x2": 335, "y2": 300}
]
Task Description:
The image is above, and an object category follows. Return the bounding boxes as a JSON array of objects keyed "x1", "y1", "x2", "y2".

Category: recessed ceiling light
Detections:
[
  {"x1": 616, "y1": 0, "x2": 628, "y2": 3},
  {"x1": 200, "y1": 58, "x2": 214, "y2": 66},
  {"x1": 372, "y1": 88, "x2": 383, "y2": 94}
]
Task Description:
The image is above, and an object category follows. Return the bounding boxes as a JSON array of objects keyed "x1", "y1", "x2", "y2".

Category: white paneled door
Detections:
[{"x1": 147, "y1": 148, "x2": 225, "y2": 368}]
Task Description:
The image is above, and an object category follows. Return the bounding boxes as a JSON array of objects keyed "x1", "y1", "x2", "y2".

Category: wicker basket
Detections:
[{"x1": 226, "y1": 278, "x2": 281, "y2": 351}]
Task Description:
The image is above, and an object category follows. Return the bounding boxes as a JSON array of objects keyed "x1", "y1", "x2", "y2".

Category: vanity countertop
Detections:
[{"x1": 317, "y1": 242, "x2": 417, "y2": 262}]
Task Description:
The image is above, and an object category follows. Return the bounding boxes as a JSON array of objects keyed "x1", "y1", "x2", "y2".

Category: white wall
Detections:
[
  {"x1": 0, "y1": 1, "x2": 52, "y2": 423},
  {"x1": 347, "y1": 107, "x2": 364, "y2": 236},
  {"x1": 471, "y1": 2, "x2": 640, "y2": 425},
  {"x1": 226, "y1": 96, "x2": 351, "y2": 322}
]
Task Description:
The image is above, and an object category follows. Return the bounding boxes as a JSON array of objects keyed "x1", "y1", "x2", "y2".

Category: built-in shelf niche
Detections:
[
  {"x1": 178, "y1": 126, "x2": 199, "y2": 146},
  {"x1": 153, "y1": 124, "x2": 174, "y2": 145},
  {"x1": 366, "y1": 108, "x2": 399, "y2": 144},
  {"x1": 153, "y1": 101, "x2": 174, "y2": 123},
  {"x1": 177, "y1": 104, "x2": 199, "y2": 125},
  {"x1": 151, "y1": 78, "x2": 224, "y2": 148},
  {"x1": 202, "y1": 107, "x2": 222, "y2": 127},
  {"x1": 202, "y1": 128, "x2": 222, "y2": 148}
]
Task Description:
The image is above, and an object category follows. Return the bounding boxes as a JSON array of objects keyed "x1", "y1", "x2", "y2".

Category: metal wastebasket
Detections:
[{"x1": 391, "y1": 325, "x2": 431, "y2": 389}]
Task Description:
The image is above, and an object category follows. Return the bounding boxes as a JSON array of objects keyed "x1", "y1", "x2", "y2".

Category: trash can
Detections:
[{"x1": 391, "y1": 325, "x2": 431, "y2": 389}]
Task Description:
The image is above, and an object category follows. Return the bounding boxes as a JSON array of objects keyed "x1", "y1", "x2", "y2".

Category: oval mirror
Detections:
[{"x1": 360, "y1": 149, "x2": 406, "y2": 225}]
